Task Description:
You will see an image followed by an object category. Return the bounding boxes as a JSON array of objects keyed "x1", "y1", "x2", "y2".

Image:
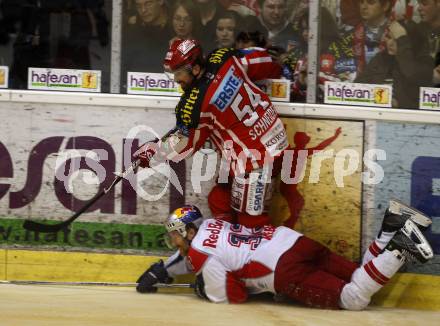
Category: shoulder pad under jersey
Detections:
[
  {"x1": 175, "y1": 80, "x2": 210, "y2": 130},
  {"x1": 205, "y1": 47, "x2": 239, "y2": 75}
]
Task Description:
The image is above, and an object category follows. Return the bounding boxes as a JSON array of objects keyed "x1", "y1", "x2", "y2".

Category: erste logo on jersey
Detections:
[{"x1": 210, "y1": 66, "x2": 243, "y2": 111}]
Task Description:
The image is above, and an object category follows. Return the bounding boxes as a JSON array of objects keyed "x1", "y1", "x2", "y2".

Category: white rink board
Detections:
[{"x1": 0, "y1": 101, "x2": 216, "y2": 224}]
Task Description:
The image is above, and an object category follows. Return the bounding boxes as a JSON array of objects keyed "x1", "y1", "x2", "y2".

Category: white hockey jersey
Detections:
[
  {"x1": 164, "y1": 250, "x2": 192, "y2": 277},
  {"x1": 187, "y1": 219, "x2": 302, "y2": 303}
]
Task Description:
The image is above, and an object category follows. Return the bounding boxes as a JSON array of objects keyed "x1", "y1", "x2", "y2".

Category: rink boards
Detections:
[{"x1": 0, "y1": 91, "x2": 440, "y2": 310}]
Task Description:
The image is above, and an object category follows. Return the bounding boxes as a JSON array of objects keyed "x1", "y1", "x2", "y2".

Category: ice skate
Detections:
[
  {"x1": 381, "y1": 199, "x2": 432, "y2": 233},
  {"x1": 385, "y1": 219, "x2": 434, "y2": 263}
]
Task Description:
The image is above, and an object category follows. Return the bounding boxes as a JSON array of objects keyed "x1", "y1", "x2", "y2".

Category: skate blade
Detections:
[
  {"x1": 389, "y1": 199, "x2": 432, "y2": 228},
  {"x1": 402, "y1": 220, "x2": 434, "y2": 263}
]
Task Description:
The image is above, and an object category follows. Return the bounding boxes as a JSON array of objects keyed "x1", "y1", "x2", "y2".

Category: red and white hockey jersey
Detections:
[
  {"x1": 167, "y1": 47, "x2": 288, "y2": 175},
  {"x1": 187, "y1": 219, "x2": 302, "y2": 303}
]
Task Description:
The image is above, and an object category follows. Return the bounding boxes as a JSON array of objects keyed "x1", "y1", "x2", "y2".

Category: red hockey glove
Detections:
[{"x1": 133, "y1": 142, "x2": 158, "y2": 168}]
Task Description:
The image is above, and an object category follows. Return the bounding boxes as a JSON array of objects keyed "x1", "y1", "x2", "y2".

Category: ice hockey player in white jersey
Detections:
[
  {"x1": 135, "y1": 205, "x2": 203, "y2": 293},
  {"x1": 136, "y1": 201, "x2": 433, "y2": 310}
]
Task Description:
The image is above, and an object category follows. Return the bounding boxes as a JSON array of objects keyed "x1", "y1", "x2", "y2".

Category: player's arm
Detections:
[
  {"x1": 238, "y1": 47, "x2": 282, "y2": 81},
  {"x1": 136, "y1": 249, "x2": 193, "y2": 294},
  {"x1": 164, "y1": 250, "x2": 192, "y2": 277},
  {"x1": 195, "y1": 257, "x2": 248, "y2": 304},
  {"x1": 136, "y1": 259, "x2": 173, "y2": 293},
  {"x1": 133, "y1": 124, "x2": 211, "y2": 168}
]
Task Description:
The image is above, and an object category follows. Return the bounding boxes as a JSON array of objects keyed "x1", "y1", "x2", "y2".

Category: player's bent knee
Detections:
[{"x1": 339, "y1": 283, "x2": 370, "y2": 311}]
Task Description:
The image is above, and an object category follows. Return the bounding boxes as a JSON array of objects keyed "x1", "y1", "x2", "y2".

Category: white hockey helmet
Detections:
[{"x1": 165, "y1": 205, "x2": 203, "y2": 238}]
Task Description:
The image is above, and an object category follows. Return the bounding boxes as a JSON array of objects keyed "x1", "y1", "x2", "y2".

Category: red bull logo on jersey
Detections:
[
  {"x1": 210, "y1": 66, "x2": 243, "y2": 111},
  {"x1": 202, "y1": 219, "x2": 225, "y2": 249}
]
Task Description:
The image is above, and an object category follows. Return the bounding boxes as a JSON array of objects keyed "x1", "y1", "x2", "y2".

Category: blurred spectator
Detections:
[
  {"x1": 54, "y1": 1, "x2": 109, "y2": 69},
  {"x1": 10, "y1": 0, "x2": 53, "y2": 88},
  {"x1": 323, "y1": 0, "x2": 396, "y2": 83},
  {"x1": 434, "y1": 50, "x2": 440, "y2": 85},
  {"x1": 355, "y1": 20, "x2": 433, "y2": 108},
  {"x1": 123, "y1": 0, "x2": 172, "y2": 74},
  {"x1": 338, "y1": 0, "x2": 422, "y2": 31},
  {"x1": 245, "y1": 0, "x2": 301, "y2": 49},
  {"x1": 235, "y1": 30, "x2": 267, "y2": 48},
  {"x1": 282, "y1": 7, "x2": 339, "y2": 102},
  {"x1": 339, "y1": 0, "x2": 362, "y2": 29},
  {"x1": 0, "y1": 0, "x2": 23, "y2": 46},
  {"x1": 195, "y1": 0, "x2": 227, "y2": 52},
  {"x1": 288, "y1": 0, "x2": 308, "y2": 25},
  {"x1": 417, "y1": 0, "x2": 440, "y2": 85},
  {"x1": 169, "y1": 0, "x2": 201, "y2": 44},
  {"x1": 215, "y1": 10, "x2": 240, "y2": 48},
  {"x1": 218, "y1": 0, "x2": 259, "y2": 16}
]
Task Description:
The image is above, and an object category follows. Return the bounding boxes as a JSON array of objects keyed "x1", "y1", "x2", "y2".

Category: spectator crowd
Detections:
[{"x1": 1, "y1": 0, "x2": 440, "y2": 108}]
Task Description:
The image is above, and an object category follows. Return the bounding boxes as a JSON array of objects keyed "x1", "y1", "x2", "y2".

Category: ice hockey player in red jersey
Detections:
[
  {"x1": 133, "y1": 39, "x2": 287, "y2": 228},
  {"x1": 136, "y1": 200, "x2": 433, "y2": 310}
]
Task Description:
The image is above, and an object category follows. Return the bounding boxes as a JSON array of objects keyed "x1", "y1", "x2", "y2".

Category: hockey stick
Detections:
[
  {"x1": 22, "y1": 127, "x2": 178, "y2": 233},
  {"x1": 0, "y1": 280, "x2": 194, "y2": 288}
]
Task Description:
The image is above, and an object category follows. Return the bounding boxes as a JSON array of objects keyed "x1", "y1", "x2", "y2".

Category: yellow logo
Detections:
[
  {"x1": 271, "y1": 81, "x2": 287, "y2": 98},
  {"x1": 209, "y1": 48, "x2": 231, "y2": 64},
  {"x1": 181, "y1": 88, "x2": 199, "y2": 125},
  {"x1": 0, "y1": 69, "x2": 5, "y2": 86},
  {"x1": 373, "y1": 88, "x2": 389, "y2": 104},
  {"x1": 81, "y1": 72, "x2": 97, "y2": 89}
]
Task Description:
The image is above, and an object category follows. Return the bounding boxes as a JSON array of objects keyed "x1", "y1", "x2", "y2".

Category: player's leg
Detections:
[
  {"x1": 341, "y1": 219, "x2": 433, "y2": 310},
  {"x1": 275, "y1": 220, "x2": 433, "y2": 310},
  {"x1": 362, "y1": 199, "x2": 432, "y2": 265},
  {"x1": 208, "y1": 179, "x2": 271, "y2": 228},
  {"x1": 289, "y1": 236, "x2": 358, "y2": 282},
  {"x1": 230, "y1": 169, "x2": 274, "y2": 228},
  {"x1": 208, "y1": 183, "x2": 235, "y2": 223},
  {"x1": 274, "y1": 237, "x2": 351, "y2": 309}
]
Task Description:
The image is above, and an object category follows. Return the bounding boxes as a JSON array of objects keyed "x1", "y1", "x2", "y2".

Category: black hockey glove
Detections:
[
  {"x1": 136, "y1": 260, "x2": 173, "y2": 293},
  {"x1": 194, "y1": 273, "x2": 209, "y2": 300}
]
